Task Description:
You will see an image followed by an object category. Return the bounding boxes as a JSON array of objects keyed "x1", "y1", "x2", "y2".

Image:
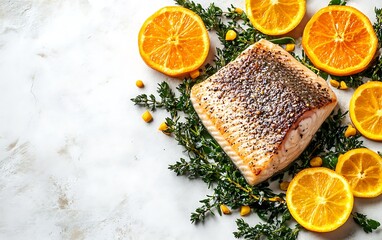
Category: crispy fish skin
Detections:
[{"x1": 190, "y1": 39, "x2": 337, "y2": 185}]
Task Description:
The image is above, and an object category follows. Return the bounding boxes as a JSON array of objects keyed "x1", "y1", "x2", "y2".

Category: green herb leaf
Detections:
[
  {"x1": 190, "y1": 196, "x2": 217, "y2": 223},
  {"x1": 328, "y1": 0, "x2": 348, "y2": 5},
  {"x1": 131, "y1": 94, "x2": 162, "y2": 111},
  {"x1": 352, "y1": 212, "x2": 381, "y2": 233},
  {"x1": 321, "y1": 152, "x2": 339, "y2": 169}
]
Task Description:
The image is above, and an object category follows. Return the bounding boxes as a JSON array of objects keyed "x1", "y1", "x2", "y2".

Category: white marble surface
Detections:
[{"x1": 0, "y1": 0, "x2": 381, "y2": 239}]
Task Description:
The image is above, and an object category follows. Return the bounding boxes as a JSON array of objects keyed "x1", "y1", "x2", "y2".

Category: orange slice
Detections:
[
  {"x1": 336, "y1": 148, "x2": 382, "y2": 198},
  {"x1": 138, "y1": 6, "x2": 210, "y2": 77},
  {"x1": 286, "y1": 167, "x2": 354, "y2": 232},
  {"x1": 245, "y1": 0, "x2": 306, "y2": 35},
  {"x1": 349, "y1": 81, "x2": 382, "y2": 141},
  {"x1": 302, "y1": 5, "x2": 378, "y2": 76}
]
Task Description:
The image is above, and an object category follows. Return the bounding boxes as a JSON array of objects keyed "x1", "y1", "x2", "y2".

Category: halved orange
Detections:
[
  {"x1": 286, "y1": 167, "x2": 354, "y2": 232},
  {"x1": 302, "y1": 5, "x2": 378, "y2": 76},
  {"x1": 349, "y1": 81, "x2": 382, "y2": 141},
  {"x1": 138, "y1": 6, "x2": 210, "y2": 77},
  {"x1": 336, "y1": 148, "x2": 382, "y2": 198},
  {"x1": 246, "y1": 0, "x2": 306, "y2": 35}
]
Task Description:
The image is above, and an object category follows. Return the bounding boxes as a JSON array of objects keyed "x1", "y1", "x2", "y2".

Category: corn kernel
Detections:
[
  {"x1": 330, "y1": 79, "x2": 340, "y2": 88},
  {"x1": 190, "y1": 69, "x2": 200, "y2": 79},
  {"x1": 240, "y1": 205, "x2": 251, "y2": 216},
  {"x1": 279, "y1": 181, "x2": 290, "y2": 191},
  {"x1": 310, "y1": 156, "x2": 323, "y2": 167},
  {"x1": 285, "y1": 43, "x2": 295, "y2": 52},
  {"x1": 235, "y1": 8, "x2": 243, "y2": 14},
  {"x1": 220, "y1": 204, "x2": 231, "y2": 215},
  {"x1": 136, "y1": 80, "x2": 144, "y2": 88},
  {"x1": 158, "y1": 122, "x2": 168, "y2": 131},
  {"x1": 345, "y1": 125, "x2": 357, "y2": 137},
  {"x1": 339, "y1": 81, "x2": 348, "y2": 90},
  {"x1": 142, "y1": 110, "x2": 153, "y2": 123},
  {"x1": 225, "y1": 30, "x2": 237, "y2": 41}
]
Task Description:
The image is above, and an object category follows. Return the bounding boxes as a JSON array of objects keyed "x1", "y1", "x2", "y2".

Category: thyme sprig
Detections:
[
  {"x1": 234, "y1": 218, "x2": 300, "y2": 240},
  {"x1": 353, "y1": 212, "x2": 381, "y2": 233}
]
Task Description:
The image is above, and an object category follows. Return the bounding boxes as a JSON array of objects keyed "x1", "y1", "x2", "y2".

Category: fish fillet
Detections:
[{"x1": 190, "y1": 39, "x2": 337, "y2": 185}]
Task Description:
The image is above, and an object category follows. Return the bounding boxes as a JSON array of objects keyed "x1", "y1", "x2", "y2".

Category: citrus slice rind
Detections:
[
  {"x1": 349, "y1": 81, "x2": 382, "y2": 141},
  {"x1": 138, "y1": 6, "x2": 210, "y2": 77},
  {"x1": 336, "y1": 148, "x2": 382, "y2": 198},
  {"x1": 245, "y1": 0, "x2": 306, "y2": 36},
  {"x1": 286, "y1": 167, "x2": 354, "y2": 232},
  {"x1": 302, "y1": 5, "x2": 378, "y2": 76}
]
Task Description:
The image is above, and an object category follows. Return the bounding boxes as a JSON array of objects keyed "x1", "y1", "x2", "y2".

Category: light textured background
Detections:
[{"x1": 0, "y1": 0, "x2": 381, "y2": 239}]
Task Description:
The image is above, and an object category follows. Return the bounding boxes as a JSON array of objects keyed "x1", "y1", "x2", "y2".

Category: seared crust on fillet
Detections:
[{"x1": 190, "y1": 39, "x2": 337, "y2": 185}]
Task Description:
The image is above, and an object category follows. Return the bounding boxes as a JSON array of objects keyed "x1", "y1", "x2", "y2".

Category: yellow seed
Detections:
[
  {"x1": 330, "y1": 79, "x2": 340, "y2": 88},
  {"x1": 225, "y1": 30, "x2": 237, "y2": 41},
  {"x1": 158, "y1": 122, "x2": 168, "y2": 131},
  {"x1": 220, "y1": 204, "x2": 231, "y2": 215},
  {"x1": 285, "y1": 43, "x2": 295, "y2": 52},
  {"x1": 142, "y1": 110, "x2": 153, "y2": 123},
  {"x1": 310, "y1": 156, "x2": 323, "y2": 167},
  {"x1": 339, "y1": 81, "x2": 348, "y2": 90},
  {"x1": 235, "y1": 8, "x2": 243, "y2": 14},
  {"x1": 345, "y1": 124, "x2": 357, "y2": 137},
  {"x1": 190, "y1": 69, "x2": 200, "y2": 79},
  {"x1": 279, "y1": 181, "x2": 290, "y2": 191},
  {"x1": 136, "y1": 80, "x2": 144, "y2": 88},
  {"x1": 240, "y1": 205, "x2": 251, "y2": 216}
]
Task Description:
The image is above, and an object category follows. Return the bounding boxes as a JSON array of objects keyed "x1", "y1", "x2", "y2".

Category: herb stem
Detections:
[{"x1": 225, "y1": 177, "x2": 285, "y2": 203}]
